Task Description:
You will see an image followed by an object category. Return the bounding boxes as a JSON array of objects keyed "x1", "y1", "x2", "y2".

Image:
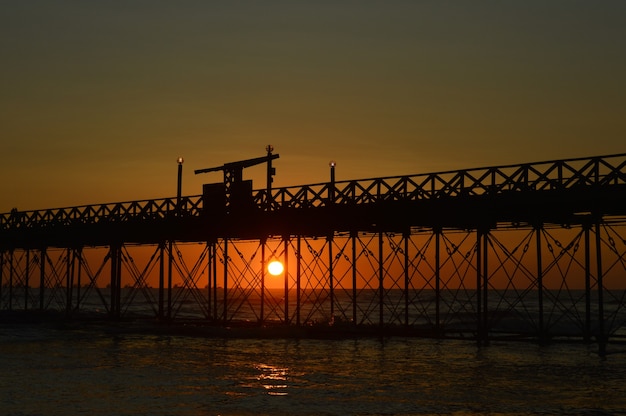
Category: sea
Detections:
[{"x1": 1, "y1": 320, "x2": 626, "y2": 416}]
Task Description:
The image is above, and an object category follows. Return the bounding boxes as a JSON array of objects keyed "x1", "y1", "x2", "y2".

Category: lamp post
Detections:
[
  {"x1": 176, "y1": 157, "x2": 184, "y2": 214},
  {"x1": 329, "y1": 160, "x2": 336, "y2": 204},
  {"x1": 169, "y1": 156, "x2": 184, "y2": 320},
  {"x1": 266, "y1": 145, "x2": 275, "y2": 211},
  {"x1": 328, "y1": 160, "x2": 337, "y2": 319}
]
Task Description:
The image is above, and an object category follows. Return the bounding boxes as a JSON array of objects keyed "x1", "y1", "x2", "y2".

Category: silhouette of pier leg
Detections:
[
  {"x1": 584, "y1": 224, "x2": 591, "y2": 342},
  {"x1": 167, "y1": 241, "x2": 173, "y2": 319},
  {"x1": 75, "y1": 248, "x2": 83, "y2": 314},
  {"x1": 260, "y1": 239, "x2": 266, "y2": 323},
  {"x1": 39, "y1": 248, "x2": 45, "y2": 311},
  {"x1": 0, "y1": 252, "x2": 3, "y2": 309},
  {"x1": 0, "y1": 251, "x2": 4, "y2": 310},
  {"x1": 24, "y1": 250, "x2": 29, "y2": 310},
  {"x1": 65, "y1": 248, "x2": 73, "y2": 316},
  {"x1": 435, "y1": 229, "x2": 441, "y2": 335},
  {"x1": 206, "y1": 242, "x2": 212, "y2": 320},
  {"x1": 329, "y1": 234, "x2": 335, "y2": 322},
  {"x1": 536, "y1": 225, "x2": 545, "y2": 342},
  {"x1": 403, "y1": 232, "x2": 409, "y2": 327},
  {"x1": 352, "y1": 232, "x2": 358, "y2": 326},
  {"x1": 476, "y1": 231, "x2": 482, "y2": 344},
  {"x1": 210, "y1": 241, "x2": 218, "y2": 321},
  {"x1": 476, "y1": 228, "x2": 490, "y2": 346},
  {"x1": 483, "y1": 229, "x2": 490, "y2": 346},
  {"x1": 296, "y1": 236, "x2": 302, "y2": 326},
  {"x1": 158, "y1": 242, "x2": 165, "y2": 320},
  {"x1": 378, "y1": 231, "x2": 384, "y2": 328},
  {"x1": 223, "y1": 239, "x2": 228, "y2": 322},
  {"x1": 8, "y1": 250, "x2": 13, "y2": 311},
  {"x1": 595, "y1": 219, "x2": 607, "y2": 357},
  {"x1": 109, "y1": 244, "x2": 122, "y2": 319},
  {"x1": 283, "y1": 236, "x2": 289, "y2": 323}
]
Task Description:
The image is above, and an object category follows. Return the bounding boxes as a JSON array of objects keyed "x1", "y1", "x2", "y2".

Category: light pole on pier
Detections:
[
  {"x1": 176, "y1": 157, "x2": 184, "y2": 213},
  {"x1": 266, "y1": 145, "x2": 275, "y2": 211},
  {"x1": 329, "y1": 160, "x2": 336, "y2": 204}
]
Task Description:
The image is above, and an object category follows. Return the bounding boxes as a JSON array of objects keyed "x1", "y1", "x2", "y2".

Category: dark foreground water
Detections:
[{"x1": 1, "y1": 324, "x2": 625, "y2": 416}]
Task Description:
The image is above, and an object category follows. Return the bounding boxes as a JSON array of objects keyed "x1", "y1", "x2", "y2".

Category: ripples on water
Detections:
[{"x1": 0, "y1": 324, "x2": 625, "y2": 415}]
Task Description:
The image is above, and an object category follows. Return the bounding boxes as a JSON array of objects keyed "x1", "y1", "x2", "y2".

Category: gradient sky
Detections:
[{"x1": 1, "y1": 1, "x2": 625, "y2": 212}]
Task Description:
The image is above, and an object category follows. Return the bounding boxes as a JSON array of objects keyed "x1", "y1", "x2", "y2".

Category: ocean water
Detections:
[{"x1": 1, "y1": 323, "x2": 625, "y2": 416}]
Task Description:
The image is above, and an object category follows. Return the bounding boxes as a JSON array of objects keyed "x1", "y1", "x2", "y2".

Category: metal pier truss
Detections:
[{"x1": 2, "y1": 153, "x2": 626, "y2": 345}]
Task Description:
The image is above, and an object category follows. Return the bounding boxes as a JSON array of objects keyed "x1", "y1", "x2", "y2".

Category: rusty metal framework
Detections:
[{"x1": 1, "y1": 153, "x2": 626, "y2": 348}]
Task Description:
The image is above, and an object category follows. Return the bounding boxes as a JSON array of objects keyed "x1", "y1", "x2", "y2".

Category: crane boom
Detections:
[{"x1": 194, "y1": 154, "x2": 279, "y2": 175}]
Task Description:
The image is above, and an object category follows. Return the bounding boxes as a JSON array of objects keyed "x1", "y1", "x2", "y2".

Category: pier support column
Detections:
[
  {"x1": 475, "y1": 226, "x2": 491, "y2": 345},
  {"x1": 352, "y1": 231, "x2": 357, "y2": 326},
  {"x1": 167, "y1": 241, "x2": 173, "y2": 319},
  {"x1": 223, "y1": 238, "x2": 228, "y2": 322},
  {"x1": 379, "y1": 231, "x2": 384, "y2": 328},
  {"x1": 584, "y1": 223, "x2": 591, "y2": 342},
  {"x1": 75, "y1": 248, "x2": 83, "y2": 313},
  {"x1": 261, "y1": 239, "x2": 266, "y2": 323},
  {"x1": 66, "y1": 247, "x2": 75, "y2": 316},
  {"x1": 283, "y1": 236, "x2": 289, "y2": 324},
  {"x1": 25, "y1": 250, "x2": 30, "y2": 310},
  {"x1": 595, "y1": 219, "x2": 606, "y2": 356},
  {"x1": 482, "y1": 229, "x2": 489, "y2": 345},
  {"x1": 158, "y1": 242, "x2": 165, "y2": 320},
  {"x1": 212, "y1": 241, "x2": 218, "y2": 321},
  {"x1": 0, "y1": 251, "x2": 3, "y2": 310},
  {"x1": 435, "y1": 228, "x2": 441, "y2": 334},
  {"x1": 110, "y1": 244, "x2": 122, "y2": 319},
  {"x1": 39, "y1": 248, "x2": 46, "y2": 311},
  {"x1": 404, "y1": 231, "x2": 410, "y2": 327},
  {"x1": 536, "y1": 225, "x2": 545, "y2": 340},
  {"x1": 8, "y1": 250, "x2": 14, "y2": 311},
  {"x1": 328, "y1": 233, "x2": 334, "y2": 321},
  {"x1": 206, "y1": 241, "x2": 213, "y2": 320},
  {"x1": 476, "y1": 230, "x2": 484, "y2": 344},
  {"x1": 296, "y1": 236, "x2": 301, "y2": 326}
]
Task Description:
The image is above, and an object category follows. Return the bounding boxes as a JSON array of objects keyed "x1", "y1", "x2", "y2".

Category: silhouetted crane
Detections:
[{"x1": 195, "y1": 145, "x2": 279, "y2": 211}]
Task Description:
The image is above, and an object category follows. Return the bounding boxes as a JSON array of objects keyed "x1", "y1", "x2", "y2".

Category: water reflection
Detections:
[
  {"x1": 256, "y1": 363, "x2": 289, "y2": 396},
  {"x1": 2, "y1": 328, "x2": 625, "y2": 415}
]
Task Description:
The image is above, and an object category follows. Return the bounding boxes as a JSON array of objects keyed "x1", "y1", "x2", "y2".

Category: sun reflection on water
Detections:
[{"x1": 256, "y1": 363, "x2": 290, "y2": 396}]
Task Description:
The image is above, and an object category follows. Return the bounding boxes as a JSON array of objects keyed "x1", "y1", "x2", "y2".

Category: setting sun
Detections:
[{"x1": 267, "y1": 260, "x2": 284, "y2": 276}]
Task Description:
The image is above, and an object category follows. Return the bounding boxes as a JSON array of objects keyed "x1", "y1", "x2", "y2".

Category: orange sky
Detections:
[{"x1": 1, "y1": 1, "x2": 625, "y2": 213}]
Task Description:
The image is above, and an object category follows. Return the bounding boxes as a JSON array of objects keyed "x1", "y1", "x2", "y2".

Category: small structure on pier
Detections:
[{"x1": 195, "y1": 145, "x2": 279, "y2": 213}]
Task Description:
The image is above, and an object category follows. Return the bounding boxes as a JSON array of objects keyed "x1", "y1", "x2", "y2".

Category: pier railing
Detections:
[{"x1": 2, "y1": 153, "x2": 626, "y2": 231}]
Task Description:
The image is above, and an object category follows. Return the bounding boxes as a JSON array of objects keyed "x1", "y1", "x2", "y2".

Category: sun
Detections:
[{"x1": 267, "y1": 260, "x2": 284, "y2": 276}]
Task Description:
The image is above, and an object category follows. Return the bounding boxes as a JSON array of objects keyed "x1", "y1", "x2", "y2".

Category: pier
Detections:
[{"x1": 2, "y1": 152, "x2": 626, "y2": 346}]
